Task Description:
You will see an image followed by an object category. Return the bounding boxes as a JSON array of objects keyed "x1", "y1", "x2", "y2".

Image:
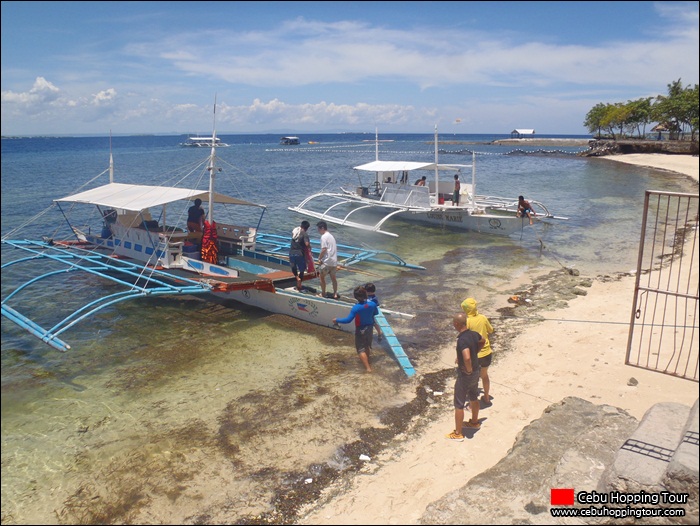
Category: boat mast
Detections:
[
  {"x1": 433, "y1": 125, "x2": 439, "y2": 199},
  {"x1": 109, "y1": 130, "x2": 114, "y2": 183},
  {"x1": 471, "y1": 151, "x2": 476, "y2": 200},
  {"x1": 375, "y1": 127, "x2": 380, "y2": 188},
  {"x1": 375, "y1": 127, "x2": 379, "y2": 161},
  {"x1": 207, "y1": 97, "x2": 218, "y2": 223}
]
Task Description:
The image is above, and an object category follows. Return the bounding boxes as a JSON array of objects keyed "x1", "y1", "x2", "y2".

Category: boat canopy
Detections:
[
  {"x1": 353, "y1": 161, "x2": 471, "y2": 172},
  {"x1": 55, "y1": 183, "x2": 265, "y2": 212},
  {"x1": 354, "y1": 161, "x2": 434, "y2": 172}
]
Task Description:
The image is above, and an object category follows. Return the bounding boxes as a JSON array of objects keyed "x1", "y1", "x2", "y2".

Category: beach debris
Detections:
[
  {"x1": 304, "y1": 478, "x2": 313, "y2": 484},
  {"x1": 359, "y1": 454, "x2": 371, "y2": 461},
  {"x1": 432, "y1": 391, "x2": 444, "y2": 396},
  {"x1": 627, "y1": 377, "x2": 639, "y2": 386}
]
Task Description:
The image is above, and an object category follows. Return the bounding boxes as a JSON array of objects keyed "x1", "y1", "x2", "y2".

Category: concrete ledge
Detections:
[{"x1": 598, "y1": 402, "x2": 691, "y2": 493}]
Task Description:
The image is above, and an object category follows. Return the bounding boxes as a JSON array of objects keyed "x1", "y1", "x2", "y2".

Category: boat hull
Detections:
[
  {"x1": 220, "y1": 287, "x2": 357, "y2": 334},
  {"x1": 401, "y1": 207, "x2": 529, "y2": 235}
]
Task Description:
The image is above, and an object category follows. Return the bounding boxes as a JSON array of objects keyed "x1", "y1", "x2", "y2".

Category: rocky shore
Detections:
[
  {"x1": 582, "y1": 139, "x2": 698, "y2": 156},
  {"x1": 491, "y1": 138, "x2": 591, "y2": 147}
]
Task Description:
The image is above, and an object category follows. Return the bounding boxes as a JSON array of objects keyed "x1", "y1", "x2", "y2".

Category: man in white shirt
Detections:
[{"x1": 316, "y1": 221, "x2": 339, "y2": 299}]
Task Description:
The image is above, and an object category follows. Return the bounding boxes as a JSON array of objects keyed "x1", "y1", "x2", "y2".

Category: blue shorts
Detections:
[{"x1": 290, "y1": 253, "x2": 306, "y2": 273}]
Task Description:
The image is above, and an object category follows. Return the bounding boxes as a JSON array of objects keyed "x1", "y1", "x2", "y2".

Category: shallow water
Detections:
[{"x1": 1, "y1": 134, "x2": 697, "y2": 523}]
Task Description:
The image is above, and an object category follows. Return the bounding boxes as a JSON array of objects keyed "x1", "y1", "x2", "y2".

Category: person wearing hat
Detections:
[{"x1": 461, "y1": 297, "x2": 494, "y2": 404}]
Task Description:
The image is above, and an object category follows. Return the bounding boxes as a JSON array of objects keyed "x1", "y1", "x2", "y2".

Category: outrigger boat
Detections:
[
  {"x1": 180, "y1": 135, "x2": 229, "y2": 147},
  {"x1": 289, "y1": 127, "x2": 567, "y2": 237},
  {"x1": 1, "y1": 127, "x2": 421, "y2": 376}
]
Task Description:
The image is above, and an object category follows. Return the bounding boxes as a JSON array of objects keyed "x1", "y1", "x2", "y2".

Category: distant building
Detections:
[{"x1": 511, "y1": 129, "x2": 535, "y2": 138}]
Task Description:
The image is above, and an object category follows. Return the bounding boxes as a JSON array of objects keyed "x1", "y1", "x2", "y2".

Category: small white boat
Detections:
[
  {"x1": 1, "y1": 119, "x2": 420, "y2": 376},
  {"x1": 289, "y1": 127, "x2": 567, "y2": 237},
  {"x1": 280, "y1": 136, "x2": 300, "y2": 145},
  {"x1": 181, "y1": 135, "x2": 229, "y2": 147}
]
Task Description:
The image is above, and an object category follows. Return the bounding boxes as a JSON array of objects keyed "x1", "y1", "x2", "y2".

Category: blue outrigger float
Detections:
[{"x1": 1, "y1": 130, "x2": 422, "y2": 377}]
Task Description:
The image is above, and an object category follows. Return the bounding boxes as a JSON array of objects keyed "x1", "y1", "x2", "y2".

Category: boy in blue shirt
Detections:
[
  {"x1": 364, "y1": 282, "x2": 384, "y2": 343},
  {"x1": 333, "y1": 286, "x2": 378, "y2": 372}
]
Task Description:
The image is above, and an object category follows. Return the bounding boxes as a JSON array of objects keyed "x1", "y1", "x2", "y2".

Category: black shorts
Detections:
[
  {"x1": 453, "y1": 370, "x2": 480, "y2": 408},
  {"x1": 354, "y1": 326, "x2": 373, "y2": 352},
  {"x1": 478, "y1": 354, "x2": 492, "y2": 368}
]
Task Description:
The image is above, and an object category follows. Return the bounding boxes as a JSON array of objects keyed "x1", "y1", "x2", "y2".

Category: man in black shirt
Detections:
[{"x1": 447, "y1": 312, "x2": 485, "y2": 441}]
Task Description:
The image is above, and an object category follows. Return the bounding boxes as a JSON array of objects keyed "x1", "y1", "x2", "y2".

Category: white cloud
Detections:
[
  {"x1": 1, "y1": 6, "x2": 697, "y2": 135},
  {"x1": 1, "y1": 76, "x2": 60, "y2": 105}
]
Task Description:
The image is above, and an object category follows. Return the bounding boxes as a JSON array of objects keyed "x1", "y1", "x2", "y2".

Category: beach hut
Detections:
[
  {"x1": 511, "y1": 129, "x2": 535, "y2": 138},
  {"x1": 651, "y1": 123, "x2": 670, "y2": 141}
]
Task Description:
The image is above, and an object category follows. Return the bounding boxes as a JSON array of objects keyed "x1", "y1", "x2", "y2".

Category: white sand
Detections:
[
  {"x1": 298, "y1": 153, "x2": 699, "y2": 525},
  {"x1": 600, "y1": 153, "x2": 698, "y2": 182}
]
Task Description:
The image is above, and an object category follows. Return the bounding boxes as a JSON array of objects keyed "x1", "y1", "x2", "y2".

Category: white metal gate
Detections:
[{"x1": 626, "y1": 190, "x2": 699, "y2": 381}]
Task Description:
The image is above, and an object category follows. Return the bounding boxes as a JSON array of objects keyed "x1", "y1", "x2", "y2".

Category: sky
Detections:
[{"x1": 1, "y1": 1, "x2": 698, "y2": 136}]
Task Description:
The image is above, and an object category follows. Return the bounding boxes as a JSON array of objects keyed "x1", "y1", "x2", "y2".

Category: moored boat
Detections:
[
  {"x1": 1, "y1": 123, "x2": 421, "y2": 376},
  {"x1": 289, "y1": 127, "x2": 567, "y2": 237}
]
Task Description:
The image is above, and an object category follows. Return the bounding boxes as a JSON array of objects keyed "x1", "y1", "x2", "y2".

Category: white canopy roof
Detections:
[
  {"x1": 354, "y1": 161, "x2": 471, "y2": 172},
  {"x1": 354, "y1": 161, "x2": 435, "y2": 172},
  {"x1": 55, "y1": 183, "x2": 265, "y2": 212}
]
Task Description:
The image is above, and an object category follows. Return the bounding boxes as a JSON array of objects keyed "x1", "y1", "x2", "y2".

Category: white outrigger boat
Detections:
[
  {"x1": 181, "y1": 135, "x2": 229, "y2": 147},
  {"x1": 1, "y1": 125, "x2": 420, "y2": 376},
  {"x1": 289, "y1": 127, "x2": 567, "y2": 237}
]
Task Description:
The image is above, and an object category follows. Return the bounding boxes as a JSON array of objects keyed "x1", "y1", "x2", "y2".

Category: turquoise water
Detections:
[{"x1": 1, "y1": 134, "x2": 696, "y2": 523}]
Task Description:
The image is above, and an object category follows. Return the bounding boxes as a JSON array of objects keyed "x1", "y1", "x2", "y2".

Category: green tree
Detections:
[
  {"x1": 585, "y1": 78, "x2": 699, "y2": 142},
  {"x1": 625, "y1": 97, "x2": 653, "y2": 138},
  {"x1": 584, "y1": 103, "x2": 609, "y2": 138},
  {"x1": 652, "y1": 79, "x2": 699, "y2": 140}
]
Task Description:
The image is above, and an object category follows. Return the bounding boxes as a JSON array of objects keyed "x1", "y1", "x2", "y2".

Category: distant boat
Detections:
[
  {"x1": 181, "y1": 136, "x2": 229, "y2": 147},
  {"x1": 280, "y1": 136, "x2": 300, "y2": 145}
]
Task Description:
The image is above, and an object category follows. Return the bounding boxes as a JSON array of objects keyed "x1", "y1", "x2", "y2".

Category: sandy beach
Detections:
[{"x1": 298, "y1": 154, "x2": 699, "y2": 525}]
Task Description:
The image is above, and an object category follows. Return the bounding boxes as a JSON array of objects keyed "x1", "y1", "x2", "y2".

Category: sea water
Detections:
[{"x1": 1, "y1": 133, "x2": 696, "y2": 523}]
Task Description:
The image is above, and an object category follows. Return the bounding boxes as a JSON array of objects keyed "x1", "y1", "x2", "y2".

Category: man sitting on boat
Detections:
[
  {"x1": 415, "y1": 176, "x2": 427, "y2": 186},
  {"x1": 517, "y1": 195, "x2": 536, "y2": 225}
]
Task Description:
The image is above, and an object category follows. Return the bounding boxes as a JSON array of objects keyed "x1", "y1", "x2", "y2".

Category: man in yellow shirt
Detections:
[{"x1": 461, "y1": 297, "x2": 494, "y2": 404}]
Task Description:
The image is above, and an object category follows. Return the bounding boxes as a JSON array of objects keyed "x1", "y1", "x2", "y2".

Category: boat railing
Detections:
[
  {"x1": 474, "y1": 195, "x2": 564, "y2": 220},
  {"x1": 216, "y1": 223, "x2": 257, "y2": 253},
  {"x1": 380, "y1": 185, "x2": 431, "y2": 208}
]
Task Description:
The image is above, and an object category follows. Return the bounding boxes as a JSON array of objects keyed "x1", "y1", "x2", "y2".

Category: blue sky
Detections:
[{"x1": 1, "y1": 1, "x2": 698, "y2": 136}]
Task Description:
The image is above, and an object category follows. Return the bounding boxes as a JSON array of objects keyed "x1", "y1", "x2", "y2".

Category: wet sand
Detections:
[{"x1": 296, "y1": 153, "x2": 699, "y2": 525}]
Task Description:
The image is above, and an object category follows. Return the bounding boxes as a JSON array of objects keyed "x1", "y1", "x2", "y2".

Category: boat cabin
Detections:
[{"x1": 280, "y1": 136, "x2": 300, "y2": 145}]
